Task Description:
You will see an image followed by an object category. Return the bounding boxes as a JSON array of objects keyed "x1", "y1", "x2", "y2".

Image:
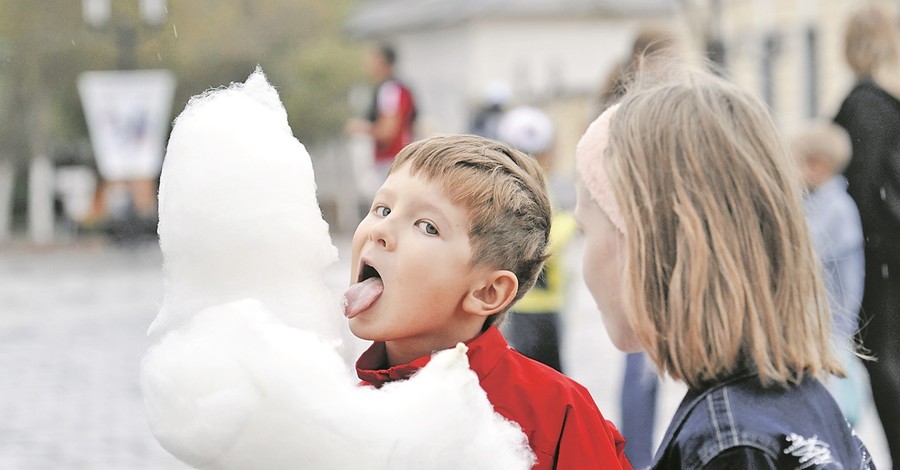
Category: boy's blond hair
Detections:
[
  {"x1": 844, "y1": 2, "x2": 900, "y2": 78},
  {"x1": 789, "y1": 121, "x2": 852, "y2": 173},
  {"x1": 389, "y1": 134, "x2": 551, "y2": 326},
  {"x1": 606, "y1": 63, "x2": 843, "y2": 389}
]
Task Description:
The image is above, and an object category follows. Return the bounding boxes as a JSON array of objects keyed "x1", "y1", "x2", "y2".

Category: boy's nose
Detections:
[{"x1": 368, "y1": 219, "x2": 395, "y2": 250}]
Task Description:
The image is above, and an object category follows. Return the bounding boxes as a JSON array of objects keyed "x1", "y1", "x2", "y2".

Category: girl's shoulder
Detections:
[{"x1": 654, "y1": 375, "x2": 874, "y2": 469}]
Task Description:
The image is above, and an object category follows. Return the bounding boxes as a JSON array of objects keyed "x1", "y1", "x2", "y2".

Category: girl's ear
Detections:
[{"x1": 463, "y1": 270, "x2": 518, "y2": 318}]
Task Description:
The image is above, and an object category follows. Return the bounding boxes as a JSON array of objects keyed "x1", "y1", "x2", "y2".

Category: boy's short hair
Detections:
[
  {"x1": 607, "y1": 62, "x2": 843, "y2": 388},
  {"x1": 389, "y1": 134, "x2": 551, "y2": 326},
  {"x1": 789, "y1": 121, "x2": 852, "y2": 173}
]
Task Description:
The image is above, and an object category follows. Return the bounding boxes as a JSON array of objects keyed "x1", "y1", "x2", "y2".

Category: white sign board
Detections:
[{"x1": 78, "y1": 69, "x2": 176, "y2": 181}]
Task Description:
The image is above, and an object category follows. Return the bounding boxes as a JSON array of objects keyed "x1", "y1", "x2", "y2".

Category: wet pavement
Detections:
[
  {"x1": 0, "y1": 235, "x2": 890, "y2": 468},
  {"x1": 0, "y1": 240, "x2": 187, "y2": 469}
]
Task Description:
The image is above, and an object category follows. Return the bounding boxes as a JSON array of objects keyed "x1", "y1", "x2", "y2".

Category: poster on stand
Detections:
[{"x1": 78, "y1": 69, "x2": 176, "y2": 181}]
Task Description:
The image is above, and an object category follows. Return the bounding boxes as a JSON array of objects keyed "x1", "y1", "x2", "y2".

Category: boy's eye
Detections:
[
  {"x1": 375, "y1": 206, "x2": 391, "y2": 217},
  {"x1": 416, "y1": 220, "x2": 438, "y2": 235}
]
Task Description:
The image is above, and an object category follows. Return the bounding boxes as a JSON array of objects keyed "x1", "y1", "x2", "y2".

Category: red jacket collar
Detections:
[{"x1": 356, "y1": 326, "x2": 509, "y2": 387}]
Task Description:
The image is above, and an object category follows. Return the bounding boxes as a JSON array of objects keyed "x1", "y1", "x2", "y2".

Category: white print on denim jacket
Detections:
[{"x1": 784, "y1": 433, "x2": 835, "y2": 469}]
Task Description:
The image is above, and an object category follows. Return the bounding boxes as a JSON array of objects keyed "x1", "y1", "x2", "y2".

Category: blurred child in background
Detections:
[
  {"x1": 496, "y1": 106, "x2": 577, "y2": 373},
  {"x1": 790, "y1": 121, "x2": 867, "y2": 426}
]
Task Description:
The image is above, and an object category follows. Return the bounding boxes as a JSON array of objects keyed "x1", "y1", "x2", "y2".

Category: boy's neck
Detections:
[{"x1": 384, "y1": 325, "x2": 486, "y2": 367}]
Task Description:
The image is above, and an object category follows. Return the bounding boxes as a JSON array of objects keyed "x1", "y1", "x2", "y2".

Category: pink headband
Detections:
[{"x1": 576, "y1": 104, "x2": 625, "y2": 233}]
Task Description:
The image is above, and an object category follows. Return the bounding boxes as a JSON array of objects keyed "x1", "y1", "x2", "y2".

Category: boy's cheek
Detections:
[
  {"x1": 350, "y1": 222, "x2": 368, "y2": 251},
  {"x1": 348, "y1": 232, "x2": 367, "y2": 282}
]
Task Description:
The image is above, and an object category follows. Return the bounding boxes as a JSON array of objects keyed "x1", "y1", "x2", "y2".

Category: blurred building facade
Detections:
[
  {"x1": 682, "y1": 0, "x2": 872, "y2": 130},
  {"x1": 343, "y1": 0, "x2": 675, "y2": 210},
  {"x1": 344, "y1": 0, "x2": 878, "y2": 157}
]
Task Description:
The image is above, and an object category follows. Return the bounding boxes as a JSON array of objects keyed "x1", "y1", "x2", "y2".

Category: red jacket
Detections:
[{"x1": 356, "y1": 326, "x2": 632, "y2": 470}]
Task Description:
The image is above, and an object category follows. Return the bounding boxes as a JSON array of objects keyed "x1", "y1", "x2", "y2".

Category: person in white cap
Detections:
[{"x1": 497, "y1": 106, "x2": 577, "y2": 374}]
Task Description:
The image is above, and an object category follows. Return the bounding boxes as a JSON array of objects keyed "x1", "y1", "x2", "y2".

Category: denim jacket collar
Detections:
[{"x1": 650, "y1": 369, "x2": 758, "y2": 466}]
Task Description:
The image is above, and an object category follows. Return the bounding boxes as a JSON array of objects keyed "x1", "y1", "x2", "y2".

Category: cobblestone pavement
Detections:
[
  {"x1": 0, "y1": 241, "x2": 187, "y2": 469},
  {"x1": 0, "y1": 235, "x2": 890, "y2": 468}
]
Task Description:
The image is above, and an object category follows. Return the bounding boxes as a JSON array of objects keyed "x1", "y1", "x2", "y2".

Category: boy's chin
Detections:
[{"x1": 347, "y1": 320, "x2": 376, "y2": 342}]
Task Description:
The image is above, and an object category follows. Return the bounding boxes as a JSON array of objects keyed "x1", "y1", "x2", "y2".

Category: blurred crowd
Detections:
[
  {"x1": 3, "y1": 1, "x2": 897, "y2": 467},
  {"x1": 341, "y1": 5, "x2": 899, "y2": 467}
]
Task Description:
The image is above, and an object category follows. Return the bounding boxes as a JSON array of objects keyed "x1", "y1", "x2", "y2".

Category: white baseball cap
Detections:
[{"x1": 496, "y1": 106, "x2": 555, "y2": 155}]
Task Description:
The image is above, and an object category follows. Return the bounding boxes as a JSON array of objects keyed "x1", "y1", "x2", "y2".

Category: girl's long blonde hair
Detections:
[{"x1": 607, "y1": 64, "x2": 843, "y2": 389}]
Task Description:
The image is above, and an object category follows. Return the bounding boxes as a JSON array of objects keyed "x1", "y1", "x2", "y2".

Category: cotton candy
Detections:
[{"x1": 141, "y1": 68, "x2": 534, "y2": 470}]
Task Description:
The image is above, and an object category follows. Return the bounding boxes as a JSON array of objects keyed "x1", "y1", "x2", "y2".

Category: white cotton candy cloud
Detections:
[
  {"x1": 140, "y1": 68, "x2": 535, "y2": 470},
  {"x1": 151, "y1": 68, "x2": 340, "y2": 340}
]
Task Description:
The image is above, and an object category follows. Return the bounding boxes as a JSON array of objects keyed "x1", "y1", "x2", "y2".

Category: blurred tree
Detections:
[
  {"x1": 0, "y1": 0, "x2": 364, "y2": 234},
  {"x1": 0, "y1": 1, "x2": 109, "y2": 163},
  {"x1": 160, "y1": 0, "x2": 365, "y2": 144},
  {"x1": 0, "y1": 0, "x2": 365, "y2": 164}
]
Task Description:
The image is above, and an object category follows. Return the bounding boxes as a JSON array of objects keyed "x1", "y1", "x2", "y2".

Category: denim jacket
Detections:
[{"x1": 650, "y1": 372, "x2": 874, "y2": 469}]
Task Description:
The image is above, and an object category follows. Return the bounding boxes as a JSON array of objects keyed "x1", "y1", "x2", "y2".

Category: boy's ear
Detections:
[{"x1": 463, "y1": 270, "x2": 519, "y2": 318}]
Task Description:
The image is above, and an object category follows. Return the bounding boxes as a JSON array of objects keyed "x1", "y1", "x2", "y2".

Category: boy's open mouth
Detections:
[
  {"x1": 358, "y1": 263, "x2": 380, "y2": 283},
  {"x1": 342, "y1": 262, "x2": 385, "y2": 319}
]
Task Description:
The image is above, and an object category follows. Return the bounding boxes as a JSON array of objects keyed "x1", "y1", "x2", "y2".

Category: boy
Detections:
[
  {"x1": 342, "y1": 134, "x2": 631, "y2": 470},
  {"x1": 790, "y1": 121, "x2": 867, "y2": 425}
]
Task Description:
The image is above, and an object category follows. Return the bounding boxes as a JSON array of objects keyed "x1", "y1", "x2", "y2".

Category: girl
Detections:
[{"x1": 574, "y1": 63, "x2": 875, "y2": 469}]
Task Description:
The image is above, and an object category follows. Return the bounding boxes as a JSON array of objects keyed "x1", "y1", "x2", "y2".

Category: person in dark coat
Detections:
[{"x1": 833, "y1": 4, "x2": 900, "y2": 466}]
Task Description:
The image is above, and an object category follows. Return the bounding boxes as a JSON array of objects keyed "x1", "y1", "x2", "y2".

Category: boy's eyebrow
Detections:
[
  {"x1": 415, "y1": 199, "x2": 451, "y2": 219},
  {"x1": 372, "y1": 186, "x2": 396, "y2": 200}
]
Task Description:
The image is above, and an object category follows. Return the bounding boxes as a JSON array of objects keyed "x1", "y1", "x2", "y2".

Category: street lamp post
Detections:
[
  {"x1": 73, "y1": 0, "x2": 174, "y2": 241},
  {"x1": 82, "y1": 0, "x2": 168, "y2": 70}
]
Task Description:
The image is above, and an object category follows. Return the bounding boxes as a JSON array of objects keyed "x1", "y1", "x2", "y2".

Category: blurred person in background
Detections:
[
  {"x1": 834, "y1": 3, "x2": 900, "y2": 465},
  {"x1": 790, "y1": 121, "x2": 868, "y2": 427},
  {"x1": 596, "y1": 24, "x2": 679, "y2": 469},
  {"x1": 469, "y1": 81, "x2": 510, "y2": 141},
  {"x1": 497, "y1": 105, "x2": 577, "y2": 374},
  {"x1": 346, "y1": 43, "x2": 418, "y2": 184},
  {"x1": 597, "y1": 24, "x2": 678, "y2": 115}
]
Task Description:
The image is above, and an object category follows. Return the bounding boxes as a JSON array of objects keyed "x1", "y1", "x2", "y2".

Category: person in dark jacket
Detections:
[
  {"x1": 574, "y1": 62, "x2": 874, "y2": 469},
  {"x1": 342, "y1": 134, "x2": 632, "y2": 470},
  {"x1": 833, "y1": 5, "x2": 900, "y2": 466}
]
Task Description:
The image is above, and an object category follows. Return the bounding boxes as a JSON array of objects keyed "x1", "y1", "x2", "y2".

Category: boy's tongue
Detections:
[{"x1": 342, "y1": 277, "x2": 384, "y2": 319}]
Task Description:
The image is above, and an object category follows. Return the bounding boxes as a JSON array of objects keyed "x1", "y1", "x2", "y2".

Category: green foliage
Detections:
[
  {"x1": 0, "y1": 0, "x2": 366, "y2": 163},
  {"x1": 279, "y1": 36, "x2": 363, "y2": 144}
]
